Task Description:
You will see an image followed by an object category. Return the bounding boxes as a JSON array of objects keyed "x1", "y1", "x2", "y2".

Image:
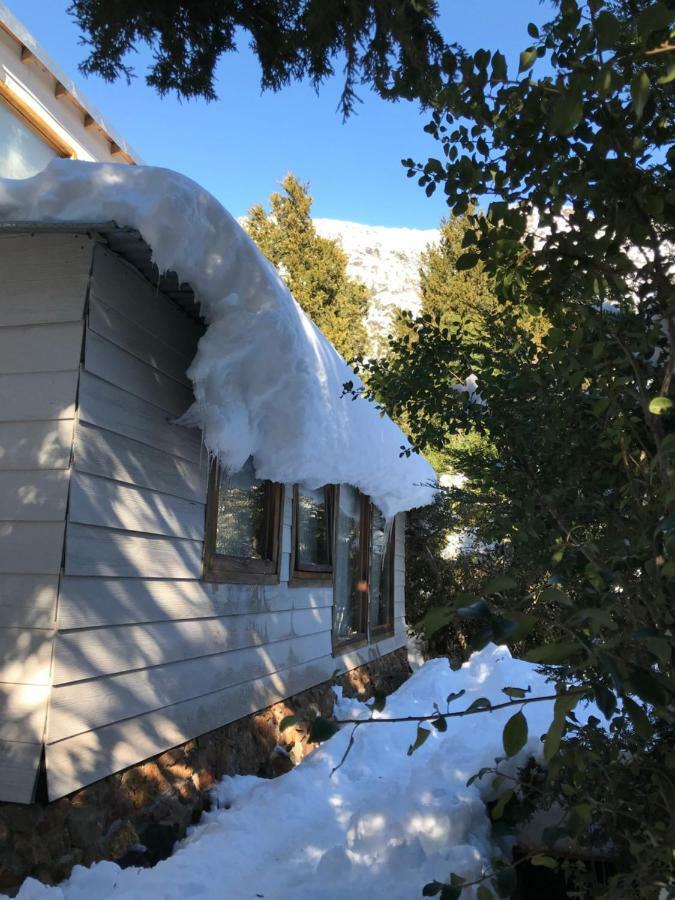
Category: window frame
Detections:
[
  {"x1": 203, "y1": 460, "x2": 283, "y2": 585},
  {"x1": 290, "y1": 483, "x2": 336, "y2": 586},
  {"x1": 331, "y1": 487, "x2": 373, "y2": 652}
]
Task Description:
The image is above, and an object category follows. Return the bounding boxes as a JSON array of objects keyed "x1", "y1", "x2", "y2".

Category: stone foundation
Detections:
[{"x1": 0, "y1": 649, "x2": 410, "y2": 894}]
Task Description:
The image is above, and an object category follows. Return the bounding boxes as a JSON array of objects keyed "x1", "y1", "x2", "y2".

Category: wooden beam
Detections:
[
  {"x1": 83, "y1": 113, "x2": 95, "y2": 128},
  {"x1": 20, "y1": 45, "x2": 34, "y2": 63},
  {"x1": 54, "y1": 81, "x2": 68, "y2": 99},
  {"x1": 110, "y1": 141, "x2": 122, "y2": 156}
]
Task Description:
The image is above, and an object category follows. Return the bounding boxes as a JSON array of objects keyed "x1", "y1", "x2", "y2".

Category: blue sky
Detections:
[{"x1": 11, "y1": 1, "x2": 552, "y2": 228}]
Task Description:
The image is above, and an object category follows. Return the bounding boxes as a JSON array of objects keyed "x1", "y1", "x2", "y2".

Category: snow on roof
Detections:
[{"x1": 0, "y1": 160, "x2": 437, "y2": 516}]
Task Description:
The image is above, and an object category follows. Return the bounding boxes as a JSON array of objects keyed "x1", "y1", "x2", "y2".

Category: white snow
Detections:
[
  {"x1": 12, "y1": 645, "x2": 578, "y2": 900},
  {"x1": 0, "y1": 161, "x2": 436, "y2": 517}
]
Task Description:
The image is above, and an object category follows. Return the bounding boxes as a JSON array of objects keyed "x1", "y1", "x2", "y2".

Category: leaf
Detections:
[
  {"x1": 543, "y1": 693, "x2": 579, "y2": 762},
  {"x1": 477, "y1": 886, "x2": 494, "y2": 900},
  {"x1": 595, "y1": 10, "x2": 621, "y2": 49},
  {"x1": 279, "y1": 715, "x2": 303, "y2": 732},
  {"x1": 502, "y1": 685, "x2": 530, "y2": 700},
  {"x1": 446, "y1": 689, "x2": 466, "y2": 706},
  {"x1": 491, "y1": 788, "x2": 514, "y2": 821},
  {"x1": 593, "y1": 684, "x2": 617, "y2": 720},
  {"x1": 407, "y1": 724, "x2": 431, "y2": 756},
  {"x1": 531, "y1": 855, "x2": 558, "y2": 868},
  {"x1": 491, "y1": 51, "x2": 507, "y2": 81},
  {"x1": 431, "y1": 715, "x2": 448, "y2": 732},
  {"x1": 466, "y1": 697, "x2": 493, "y2": 712},
  {"x1": 457, "y1": 599, "x2": 490, "y2": 618},
  {"x1": 370, "y1": 688, "x2": 387, "y2": 713},
  {"x1": 502, "y1": 711, "x2": 528, "y2": 757},
  {"x1": 493, "y1": 864, "x2": 517, "y2": 897},
  {"x1": 631, "y1": 70, "x2": 650, "y2": 121},
  {"x1": 423, "y1": 882, "x2": 443, "y2": 897},
  {"x1": 483, "y1": 574, "x2": 517, "y2": 593},
  {"x1": 518, "y1": 47, "x2": 537, "y2": 73},
  {"x1": 456, "y1": 252, "x2": 480, "y2": 271},
  {"x1": 527, "y1": 22, "x2": 539, "y2": 38},
  {"x1": 524, "y1": 642, "x2": 579, "y2": 664},
  {"x1": 649, "y1": 396, "x2": 672, "y2": 415},
  {"x1": 307, "y1": 716, "x2": 340, "y2": 744},
  {"x1": 550, "y1": 93, "x2": 583, "y2": 135},
  {"x1": 623, "y1": 696, "x2": 653, "y2": 741}
]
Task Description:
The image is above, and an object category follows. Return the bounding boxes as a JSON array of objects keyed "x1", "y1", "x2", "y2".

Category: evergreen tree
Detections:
[{"x1": 246, "y1": 174, "x2": 370, "y2": 360}]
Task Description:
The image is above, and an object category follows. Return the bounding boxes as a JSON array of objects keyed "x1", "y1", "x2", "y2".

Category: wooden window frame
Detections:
[
  {"x1": 331, "y1": 488, "x2": 371, "y2": 652},
  {"x1": 290, "y1": 484, "x2": 336, "y2": 586},
  {"x1": 203, "y1": 460, "x2": 283, "y2": 585},
  {"x1": 0, "y1": 82, "x2": 75, "y2": 160}
]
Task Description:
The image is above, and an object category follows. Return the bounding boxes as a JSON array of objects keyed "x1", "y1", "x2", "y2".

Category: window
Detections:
[
  {"x1": 0, "y1": 87, "x2": 72, "y2": 180},
  {"x1": 291, "y1": 484, "x2": 335, "y2": 583},
  {"x1": 203, "y1": 458, "x2": 283, "y2": 583},
  {"x1": 332, "y1": 488, "x2": 397, "y2": 649},
  {"x1": 369, "y1": 507, "x2": 395, "y2": 638}
]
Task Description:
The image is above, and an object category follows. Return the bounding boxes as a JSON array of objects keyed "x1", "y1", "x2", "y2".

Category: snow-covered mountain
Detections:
[{"x1": 314, "y1": 218, "x2": 440, "y2": 352}]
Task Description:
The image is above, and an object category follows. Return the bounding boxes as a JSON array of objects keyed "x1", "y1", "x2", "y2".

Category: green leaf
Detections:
[
  {"x1": 279, "y1": 715, "x2": 303, "y2": 732},
  {"x1": 423, "y1": 882, "x2": 443, "y2": 897},
  {"x1": 631, "y1": 70, "x2": 650, "y2": 121},
  {"x1": 524, "y1": 641, "x2": 579, "y2": 664},
  {"x1": 502, "y1": 711, "x2": 528, "y2": 757},
  {"x1": 491, "y1": 51, "x2": 507, "y2": 81},
  {"x1": 549, "y1": 93, "x2": 583, "y2": 136},
  {"x1": 502, "y1": 685, "x2": 530, "y2": 700},
  {"x1": 456, "y1": 252, "x2": 480, "y2": 271},
  {"x1": 447, "y1": 689, "x2": 466, "y2": 706},
  {"x1": 421, "y1": 605, "x2": 454, "y2": 636},
  {"x1": 407, "y1": 724, "x2": 431, "y2": 756},
  {"x1": 476, "y1": 886, "x2": 494, "y2": 900},
  {"x1": 623, "y1": 696, "x2": 653, "y2": 741},
  {"x1": 370, "y1": 688, "x2": 387, "y2": 713},
  {"x1": 593, "y1": 684, "x2": 617, "y2": 720},
  {"x1": 493, "y1": 864, "x2": 517, "y2": 897},
  {"x1": 466, "y1": 697, "x2": 493, "y2": 712},
  {"x1": 491, "y1": 788, "x2": 514, "y2": 820},
  {"x1": 457, "y1": 599, "x2": 490, "y2": 618},
  {"x1": 531, "y1": 855, "x2": 558, "y2": 868},
  {"x1": 307, "y1": 716, "x2": 340, "y2": 744},
  {"x1": 440, "y1": 887, "x2": 461, "y2": 900},
  {"x1": 483, "y1": 574, "x2": 517, "y2": 593},
  {"x1": 543, "y1": 693, "x2": 579, "y2": 762},
  {"x1": 518, "y1": 47, "x2": 537, "y2": 73},
  {"x1": 649, "y1": 396, "x2": 672, "y2": 415},
  {"x1": 595, "y1": 10, "x2": 621, "y2": 49},
  {"x1": 527, "y1": 23, "x2": 539, "y2": 38}
]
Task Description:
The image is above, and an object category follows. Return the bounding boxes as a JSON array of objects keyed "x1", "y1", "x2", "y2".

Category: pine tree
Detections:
[{"x1": 246, "y1": 174, "x2": 370, "y2": 360}]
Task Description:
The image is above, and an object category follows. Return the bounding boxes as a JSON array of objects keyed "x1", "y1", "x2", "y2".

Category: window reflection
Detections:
[
  {"x1": 370, "y1": 507, "x2": 394, "y2": 633},
  {"x1": 295, "y1": 484, "x2": 333, "y2": 571},
  {"x1": 334, "y1": 485, "x2": 366, "y2": 642},
  {"x1": 215, "y1": 458, "x2": 269, "y2": 560}
]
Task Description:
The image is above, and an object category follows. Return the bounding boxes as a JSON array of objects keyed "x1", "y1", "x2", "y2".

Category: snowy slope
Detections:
[
  {"x1": 314, "y1": 218, "x2": 440, "y2": 352},
  {"x1": 14, "y1": 644, "x2": 582, "y2": 900}
]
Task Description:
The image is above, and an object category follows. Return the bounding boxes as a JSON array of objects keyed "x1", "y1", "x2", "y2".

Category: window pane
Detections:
[
  {"x1": 0, "y1": 100, "x2": 58, "y2": 180},
  {"x1": 334, "y1": 486, "x2": 364, "y2": 642},
  {"x1": 370, "y1": 507, "x2": 394, "y2": 631},
  {"x1": 215, "y1": 459, "x2": 269, "y2": 559},
  {"x1": 296, "y1": 485, "x2": 332, "y2": 569}
]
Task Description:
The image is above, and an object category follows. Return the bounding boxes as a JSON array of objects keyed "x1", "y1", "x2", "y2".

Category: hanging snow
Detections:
[{"x1": 0, "y1": 160, "x2": 436, "y2": 517}]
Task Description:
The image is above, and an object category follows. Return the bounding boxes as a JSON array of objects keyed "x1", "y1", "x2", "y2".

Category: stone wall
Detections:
[{"x1": 0, "y1": 649, "x2": 410, "y2": 894}]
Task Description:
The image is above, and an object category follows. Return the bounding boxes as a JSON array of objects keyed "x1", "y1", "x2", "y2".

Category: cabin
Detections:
[{"x1": 0, "y1": 161, "x2": 436, "y2": 808}]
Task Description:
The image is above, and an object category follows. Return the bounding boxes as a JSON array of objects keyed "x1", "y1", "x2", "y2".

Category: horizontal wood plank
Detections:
[
  {"x1": 54, "y1": 606, "x2": 331, "y2": 683},
  {"x1": 58, "y1": 577, "x2": 333, "y2": 629},
  {"x1": 0, "y1": 322, "x2": 84, "y2": 374},
  {"x1": 78, "y1": 371, "x2": 202, "y2": 463},
  {"x1": 0, "y1": 682, "x2": 50, "y2": 742},
  {"x1": 0, "y1": 419, "x2": 74, "y2": 470},
  {"x1": 48, "y1": 631, "x2": 328, "y2": 742},
  {"x1": 0, "y1": 574, "x2": 58, "y2": 628},
  {"x1": 90, "y1": 245, "x2": 202, "y2": 361},
  {"x1": 0, "y1": 233, "x2": 92, "y2": 327},
  {"x1": 0, "y1": 470, "x2": 70, "y2": 521},
  {"x1": 0, "y1": 626, "x2": 55, "y2": 685},
  {"x1": 84, "y1": 331, "x2": 193, "y2": 417},
  {"x1": 73, "y1": 423, "x2": 207, "y2": 503},
  {"x1": 69, "y1": 471, "x2": 205, "y2": 541},
  {"x1": 0, "y1": 521, "x2": 65, "y2": 575},
  {"x1": 0, "y1": 739, "x2": 41, "y2": 803},
  {"x1": 0, "y1": 371, "x2": 78, "y2": 422},
  {"x1": 64, "y1": 523, "x2": 203, "y2": 579},
  {"x1": 88, "y1": 298, "x2": 191, "y2": 386}
]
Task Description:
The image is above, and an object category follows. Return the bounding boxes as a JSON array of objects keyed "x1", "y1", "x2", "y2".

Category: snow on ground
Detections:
[
  {"x1": 15, "y1": 645, "x2": 574, "y2": 900},
  {"x1": 0, "y1": 161, "x2": 436, "y2": 517}
]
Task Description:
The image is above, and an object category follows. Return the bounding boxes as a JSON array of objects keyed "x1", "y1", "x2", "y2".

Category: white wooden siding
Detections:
[{"x1": 0, "y1": 233, "x2": 92, "y2": 802}]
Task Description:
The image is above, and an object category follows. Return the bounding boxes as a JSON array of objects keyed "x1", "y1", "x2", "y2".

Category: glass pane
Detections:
[
  {"x1": 370, "y1": 507, "x2": 394, "y2": 631},
  {"x1": 215, "y1": 459, "x2": 269, "y2": 559},
  {"x1": 296, "y1": 485, "x2": 332, "y2": 569},
  {"x1": 334, "y1": 486, "x2": 364, "y2": 641},
  {"x1": 0, "y1": 100, "x2": 58, "y2": 180}
]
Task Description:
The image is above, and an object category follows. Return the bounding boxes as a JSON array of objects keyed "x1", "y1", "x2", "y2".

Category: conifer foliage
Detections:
[{"x1": 246, "y1": 174, "x2": 370, "y2": 360}]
